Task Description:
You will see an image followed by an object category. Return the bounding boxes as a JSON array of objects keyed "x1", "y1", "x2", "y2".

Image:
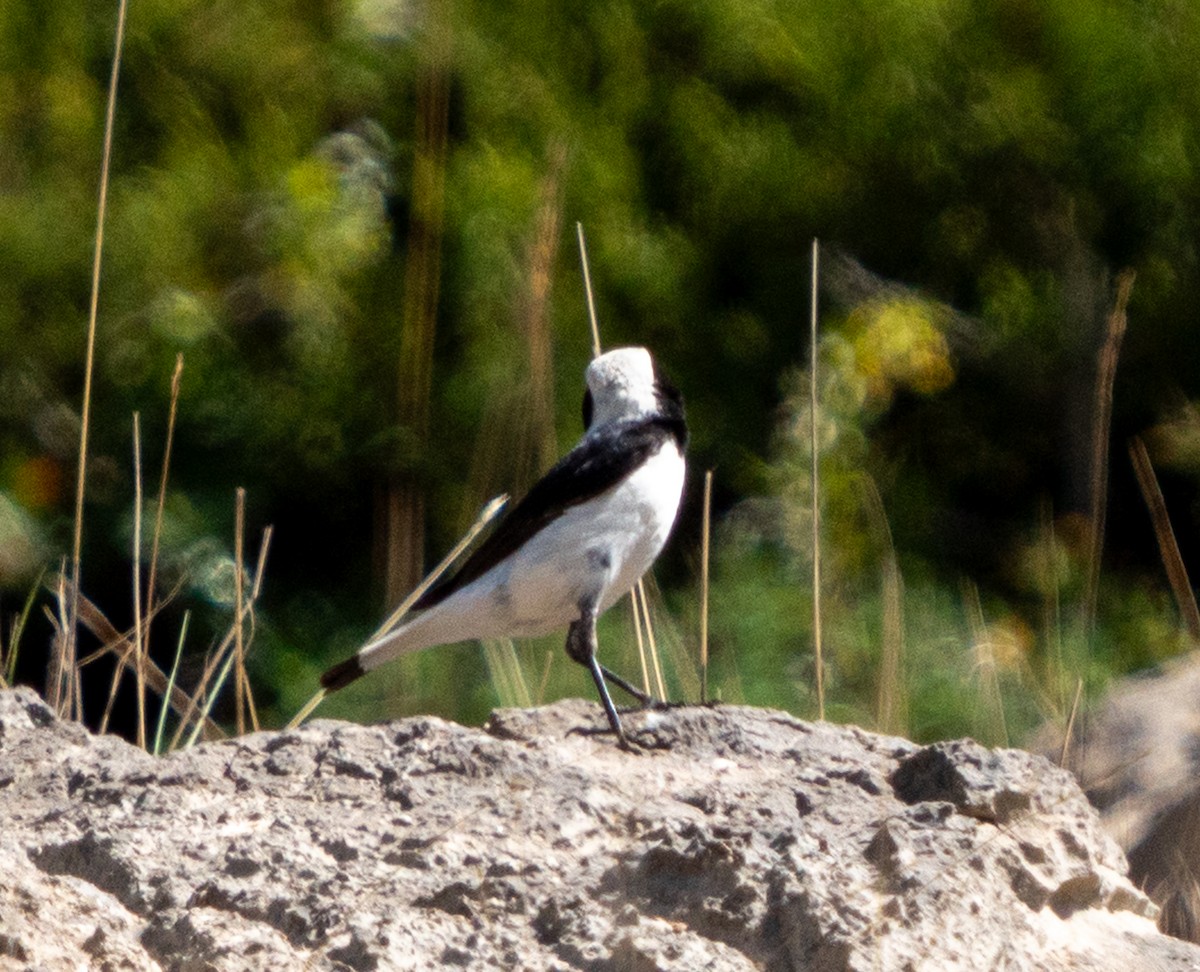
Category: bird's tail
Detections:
[
  {"x1": 319, "y1": 609, "x2": 452, "y2": 693},
  {"x1": 320, "y1": 654, "x2": 367, "y2": 692}
]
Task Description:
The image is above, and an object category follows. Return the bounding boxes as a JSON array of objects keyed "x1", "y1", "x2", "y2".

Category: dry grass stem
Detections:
[
  {"x1": 1059, "y1": 676, "x2": 1085, "y2": 768},
  {"x1": 1082, "y1": 270, "x2": 1135, "y2": 641},
  {"x1": 810, "y1": 238, "x2": 825, "y2": 720},
  {"x1": 464, "y1": 155, "x2": 563, "y2": 521},
  {"x1": 145, "y1": 354, "x2": 184, "y2": 659},
  {"x1": 535, "y1": 650, "x2": 554, "y2": 704},
  {"x1": 132, "y1": 412, "x2": 146, "y2": 748},
  {"x1": 576, "y1": 223, "x2": 602, "y2": 359},
  {"x1": 522, "y1": 146, "x2": 564, "y2": 477},
  {"x1": 629, "y1": 585, "x2": 653, "y2": 697},
  {"x1": 1, "y1": 571, "x2": 43, "y2": 687},
  {"x1": 963, "y1": 580, "x2": 1009, "y2": 746},
  {"x1": 1039, "y1": 500, "x2": 1068, "y2": 716},
  {"x1": 183, "y1": 648, "x2": 239, "y2": 750},
  {"x1": 1128, "y1": 435, "x2": 1200, "y2": 641},
  {"x1": 234, "y1": 488, "x2": 247, "y2": 736},
  {"x1": 153, "y1": 611, "x2": 189, "y2": 756},
  {"x1": 483, "y1": 639, "x2": 531, "y2": 709},
  {"x1": 168, "y1": 526, "x2": 273, "y2": 750},
  {"x1": 56, "y1": 575, "x2": 224, "y2": 740},
  {"x1": 699, "y1": 469, "x2": 713, "y2": 703},
  {"x1": 374, "y1": 494, "x2": 507, "y2": 641},
  {"x1": 864, "y1": 476, "x2": 906, "y2": 735},
  {"x1": 284, "y1": 688, "x2": 327, "y2": 732},
  {"x1": 638, "y1": 580, "x2": 668, "y2": 701},
  {"x1": 575, "y1": 220, "x2": 667, "y2": 702},
  {"x1": 64, "y1": 0, "x2": 130, "y2": 719}
]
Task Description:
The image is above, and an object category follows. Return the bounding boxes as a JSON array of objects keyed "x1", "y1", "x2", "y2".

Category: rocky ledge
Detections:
[{"x1": 0, "y1": 686, "x2": 1196, "y2": 971}]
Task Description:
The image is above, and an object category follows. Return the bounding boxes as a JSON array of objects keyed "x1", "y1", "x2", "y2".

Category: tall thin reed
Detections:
[
  {"x1": 234, "y1": 488, "x2": 247, "y2": 736},
  {"x1": 1, "y1": 570, "x2": 43, "y2": 686},
  {"x1": 575, "y1": 221, "x2": 665, "y2": 699},
  {"x1": 167, "y1": 527, "x2": 272, "y2": 750},
  {"x1": 863, "y1": 476, "x2": 905, "y2": 735},
  {"x1": 1082, "y1": 270, "x2": 1135, "y2": 643},
  {"x1": 576, "y1": 223, "x2": 602, "y2": 359},
  {"x1": 1129, "y1": 435, "x2": 1200, "y2": 641},
  {"x1": 144, "y1": 354, "x2": 184, "y2": 659},
  {"x1": 132, "y1": 412, "x2": 146, "y2": 748},
  {"x1": 63, "y1": 0, "x2": 130, "y2": 719},
  {"x1": 629, "y1": 586, "x2": 653, "y2": 697},
  {"x1": 810, "y1": 238, "x2": 824, "y2": 720},
  {"x1": 699, "y1": 469, "x2": 713, "y2": 703},
  {"x1": 638, "y1": 581, "x2": 668, "y2": 701},
  {"x1": 153, "y1": 611, "x2": 189, "y2": 756},
  {"x1": 64, "y1": 575, "x2": 222, "y2": 740},
  {"x1": 963, "y1": 580, "x2": 1009, "y2": 746}
]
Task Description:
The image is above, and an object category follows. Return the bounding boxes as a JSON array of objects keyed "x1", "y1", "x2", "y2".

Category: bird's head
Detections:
[{"x1": 582, "y1": 346, "x2": 683, "y2": 433}]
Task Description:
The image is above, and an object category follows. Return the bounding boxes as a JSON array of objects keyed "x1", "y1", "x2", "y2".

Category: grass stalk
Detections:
[
  {"x1": 1039, "y1": 500, "x2": 1068, "y2": 717},
  {"x1": 575, "y1": 220, "x2": 666, "y2": 700},
  {"x1": 1059, "y1": 676, "x2": 1085, "y2": 768},
  {"x1": 234, "y1": 487, "x2": 247, "y2": 736},
  {"x1": 63, "y1": 0, "x2": 130, "y2": 720},
  {"x1": 963, "y1": 580, "x2": 1009, "y2": 746},
  {"x1": 167, "y1": 526, "x2": 272, "y2": 750},
  {"x1": 385, "y1": 35, "x2": 451, "y2": 605},
  {"x1": 810, "y1": 238, "x2": 825, "y2": 720},
  {"x1": 576, "y1": 223, "x2": 602, "y2": 359},
  {"x1": 144, "y1": 354, "x2": 184, "y2": 660},
  {"x1": 863, "y1": 476, "x2": 905, "y2": 736},
  {"x1": 183, "y1": 646, "x2": 238, "y2": 750},
  {"x1": 1082, "y1": 270, "x2": 1135, "y2": 643},
  {"x1": 58, "y1": 573, "x2": 223, "y2": 739},
  {"x1": 132, "y1": 412, "x2": 146, "y2": 748},
  {"x1": 699, "y1": 469, "x2": 713, "y2": 703},
  {"x1": 1, "y1": 569, "x2": 44, "y2": 686},
  {"x1": 374, "y1": 495, "x2": 507, "y2": 641},
  {"x1": 535, "y1": 650, "x2": 554, "y2": 704},
  {"x1": 638, "y1": 580, "x2": 668, "y2": 701},
  {"x1": 629, "y1": 585, "x2": 653, "y2": 698},
  {"x1": 483, "y1": 638, "x2": 532, "y2": 708},
  {"x1": 153, "y1": 610, "x2": 189, "y2": 756},
  {"x1": 1128, "y1": 435, "x2": 1200, "y2": 642}
]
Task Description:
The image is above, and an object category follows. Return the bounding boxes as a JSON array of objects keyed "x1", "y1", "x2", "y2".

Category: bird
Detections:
[{"x1": 320, "y1": 345, "x2": 688, "y2": 748}]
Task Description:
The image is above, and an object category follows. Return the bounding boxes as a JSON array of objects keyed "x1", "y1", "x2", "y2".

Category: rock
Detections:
[
  {"x1": 1, "y1": 686, "x2": 1196, "y2": 971},
  {"x1": 1035, "y1": 652, "x2": 1200, "y2": 942}
]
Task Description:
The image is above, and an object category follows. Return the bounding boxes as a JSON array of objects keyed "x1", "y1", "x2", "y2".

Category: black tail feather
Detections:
[{"x1": 321, "y1": 655, "x2": 367, "y2": 693}]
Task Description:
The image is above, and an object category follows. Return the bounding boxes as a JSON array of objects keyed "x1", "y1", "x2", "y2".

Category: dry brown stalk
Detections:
[
  {"x1": 144, "y1": 354, "x2": 184, "y2": 659},
  {"x1": 1128, "y1": 435, "x2": 1200, "y2": 642},
  {"x1": 64, "y1": 0, "x2": 130, "y2": 720},
  {"x1": 55, "y1": 575, "x2": 224, "y2": 742},
  {"x1": 1082, "y1": 270, "x2": 1135, "y2": 639}
]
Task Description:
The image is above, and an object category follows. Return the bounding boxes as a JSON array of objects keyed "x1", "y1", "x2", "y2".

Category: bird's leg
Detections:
[
  {"x1": 596, "y1": 664, "x2": 654, "y2": 707},
  {"x1": 565, "y1": 603, "x2": 632, "y2": 749}
]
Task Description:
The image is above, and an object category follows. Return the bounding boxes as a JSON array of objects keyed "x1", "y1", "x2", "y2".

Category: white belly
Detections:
[{"x1": 432, "y1": 440, "x2": 686, "y2": 642}]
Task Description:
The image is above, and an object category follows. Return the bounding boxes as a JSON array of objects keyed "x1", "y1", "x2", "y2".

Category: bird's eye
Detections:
[{"x1": 582, "y1": 389, "x2": 594, "y2": 430}]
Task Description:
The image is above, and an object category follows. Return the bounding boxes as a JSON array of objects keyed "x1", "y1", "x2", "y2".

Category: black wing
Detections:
[{"x1": 412, "y1": 416, "x2": 682, "y2": 611}]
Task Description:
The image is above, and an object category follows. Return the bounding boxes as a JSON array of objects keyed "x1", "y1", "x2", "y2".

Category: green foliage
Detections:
[{"x1": 3, "y1": 0, "x2": 1200, "y2": 742}]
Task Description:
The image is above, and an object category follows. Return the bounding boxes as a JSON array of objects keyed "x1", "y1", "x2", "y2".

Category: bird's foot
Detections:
[{"x1": 567, "y1": 722, "x2": 646, "y2": 754}]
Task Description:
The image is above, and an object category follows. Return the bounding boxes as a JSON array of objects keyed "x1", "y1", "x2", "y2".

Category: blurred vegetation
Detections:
[{"x1": 3, "y1": 0, "x2": 1200, "y2": 746}]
